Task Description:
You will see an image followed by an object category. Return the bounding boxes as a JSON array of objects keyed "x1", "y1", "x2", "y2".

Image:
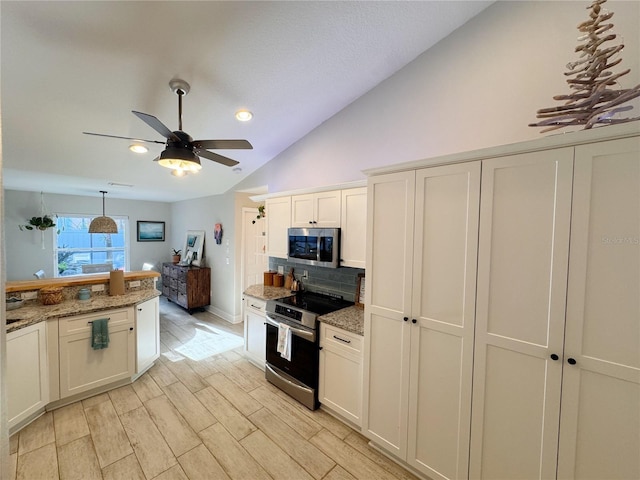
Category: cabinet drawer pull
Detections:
[
  {"x1": 250, "y1": 304, "x2": 263, "y2": 309},
  {"x1": 333, "y1": 335, "x2": 351, "y2": 344},
  {"x1": 87, "y1": 318, "x2": 110, "y2": 325}
]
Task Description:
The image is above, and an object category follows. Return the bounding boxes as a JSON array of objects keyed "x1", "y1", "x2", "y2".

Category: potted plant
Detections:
[
  {"x1": 252, "y1": 205, "x2": 266, "y2": 224},
  {"x1": 172, "y1": 249, "x2": 182, "y2": 263},
  {"x1": 19, "y1": 215, "x2": 59, "y2": 233}
]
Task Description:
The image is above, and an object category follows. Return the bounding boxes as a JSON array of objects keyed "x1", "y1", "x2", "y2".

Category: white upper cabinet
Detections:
[
  {"x1": 291, "y1": 191, "x2": 341, "y2": 227},
  {"x1": 266, "y1": 196, "x2": 292, "y2": 258},
  {"x1": 340, "y1": 187, "x2": 367, "y2": 268}
]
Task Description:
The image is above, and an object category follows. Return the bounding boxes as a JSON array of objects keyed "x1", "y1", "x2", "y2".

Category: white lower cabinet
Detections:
[
  {"x1": 135, "y1": 296, "x2": 160, "y2": 375},
  {"x1": 7, "y1": 322, "x2": 49, "y2": 430},
  {"x1": 59, "y1": 307, "x2": 135, "y2": 399},
  {"x1": 319, "y1": 323, "x2": 363, "y2": 427},
  {"x1": 243, "y1": 296, "x2": 266, "y2": 368}
]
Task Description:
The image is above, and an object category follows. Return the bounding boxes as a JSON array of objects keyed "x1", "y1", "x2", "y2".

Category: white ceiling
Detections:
[{"x1": 1, "y1": 1, "x2": 493, "y2": 202}]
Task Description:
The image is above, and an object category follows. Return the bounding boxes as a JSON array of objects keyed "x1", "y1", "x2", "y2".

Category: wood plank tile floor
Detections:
[{"x1": 8, "y1": 297, "x2": 419, "y2": 480}]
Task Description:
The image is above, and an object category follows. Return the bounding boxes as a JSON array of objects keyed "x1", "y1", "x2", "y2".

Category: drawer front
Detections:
[
  {"x1": 169, "y1": 277, "x2": 178, "y2": 289},
  {"x1": 162, "y1": 264, "x2": 172, "y2": 277},
  {"x1": 177, "y1": 268, "x2": 188, "y2": 282},
  {"x1": 162, "y1": 285, "x2": 172, "y2": 297},
  {"x1": 177, "y1": 292, "x2": 188, "y2": 308},
  {"x1": 321, "y1": 324, "x2": 363, "y2": 355},
  {"x1": 245, "y1": 296, "x2": 266, "y2": 314},
  {"x1": 59, "y1": 308, "x2": 133, "y2": 337},
  {"x1": 178, "y1": 280, "x2": 187, "y2": 294}
]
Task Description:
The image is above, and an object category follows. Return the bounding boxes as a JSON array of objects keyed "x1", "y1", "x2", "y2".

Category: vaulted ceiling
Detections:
[{"x1": 1, "y1": 1, "x2": 493, "y2": 202}]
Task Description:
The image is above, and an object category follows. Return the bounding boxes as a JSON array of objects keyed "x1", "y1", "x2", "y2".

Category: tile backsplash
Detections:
[{"x1": 269, "y1": 258, "x2": 364, "y2": 302}]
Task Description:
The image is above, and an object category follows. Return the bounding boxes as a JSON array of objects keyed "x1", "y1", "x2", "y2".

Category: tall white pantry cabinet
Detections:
[{"x1": 362, "y1": 125, "x2": 639, "y2": 480}]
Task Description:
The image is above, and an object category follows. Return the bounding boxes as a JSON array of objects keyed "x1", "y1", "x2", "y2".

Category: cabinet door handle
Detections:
[
  {"x1": 333, "y1": 335, "x2": 351, "y2": 344},
  {"x1": 567, "y1": 357, "x2": 577, "y2": 365},
  {"x1": 129, "y1": 327, "x2": 134, "y2": 331},
  {"x1": 87, "y1": 318, "x2": 110, "y2": 325},
  {"x1": 137, "y1": 308, "x2": 142, "y2": 311},
  {"x1": 550, "y1": 353, "x2": 559, "y2": 361},
  {"x1": 411, "y1": 319, "x2": 417, "y2": 324},
  {"x1": 403, "y1": 317, "x2": 409, "y2": 322}
]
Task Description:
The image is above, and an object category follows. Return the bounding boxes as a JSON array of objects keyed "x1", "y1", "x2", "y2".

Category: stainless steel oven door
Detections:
[{"x1": 264, "y1": 313, "x2": 319, "y2": 410}]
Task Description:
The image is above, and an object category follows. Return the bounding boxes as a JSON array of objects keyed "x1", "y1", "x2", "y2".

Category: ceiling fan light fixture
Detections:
[
  {"x1": 235, "y1": 109, "x2": 253, "y2": 122},
  {"x1": 171, "y1": 168, "x2": 187, "y2": 177},
  {"x1": 157, "y1": 148, "x2": 202, "y2": 172},
  {"x1": 129, "y1": 144, "x2": 148, "y2": 154},
  {"x1": 88, "y1": 191, "x2": 118, "y2": 234}
]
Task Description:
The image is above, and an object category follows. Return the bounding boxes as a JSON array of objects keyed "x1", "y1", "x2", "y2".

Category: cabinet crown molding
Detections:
[{"x1": 249, "y1": 180, "x2": 366, "y2": 202}]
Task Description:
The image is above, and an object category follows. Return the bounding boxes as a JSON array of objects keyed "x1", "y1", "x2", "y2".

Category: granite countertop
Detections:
[
  {"x1": 6, "y1": 289, "x2": 161, "y2": 333},
  {"x1": 243, "y1": 284, "x2": 293, "y2": 301},
  {"x1": 319, "y1": 305, "x2": 364, "y2": 336}
]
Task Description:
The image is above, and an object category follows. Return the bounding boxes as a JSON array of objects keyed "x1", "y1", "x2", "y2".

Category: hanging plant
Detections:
[
  {"x1": 19, "y1": 215, "x2": 60, "y2": 233},
  {"x1": 252, "y1": 205, "x2": 266, "y2": 224}
]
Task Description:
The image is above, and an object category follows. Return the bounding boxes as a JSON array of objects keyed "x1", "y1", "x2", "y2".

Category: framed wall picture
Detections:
[
  {"x1": 181, "y1": 230, "x2": 205, "y2": 267},
  {"x1": 137, "y1": 221, "x2": 165, "y2": 242},
  {"x1": 355, "y1": 273, "x2": 365, "y2": 308}
]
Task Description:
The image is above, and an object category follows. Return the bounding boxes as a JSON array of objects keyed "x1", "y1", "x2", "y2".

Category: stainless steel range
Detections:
[{"x1": 265, "y1": 291, "x2": 353, "y2": 410}]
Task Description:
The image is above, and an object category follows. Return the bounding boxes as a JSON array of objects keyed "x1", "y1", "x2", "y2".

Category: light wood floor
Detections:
[{"x1": 8, "y1": 297, "x2": 419, "y2": 480}]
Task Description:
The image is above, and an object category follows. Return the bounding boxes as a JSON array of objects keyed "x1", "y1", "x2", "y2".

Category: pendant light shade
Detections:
[{"x1": 89, "y1": 191, "x2": 118, "y2": 234}]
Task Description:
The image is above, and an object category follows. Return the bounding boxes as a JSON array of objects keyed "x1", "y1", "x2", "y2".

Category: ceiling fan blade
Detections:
[
  {"x1": 195, "y1": 149, "x2": 239, "y2": 167},
  {"x1": 132, "y1": 111, "x2": 180, "y2": 141},
  {"x1": 83, "y1": 132, "x2": 166, "y2": 144},
  {"x1": 192, "y1": 139, "x2": 253, "y2": 150}
]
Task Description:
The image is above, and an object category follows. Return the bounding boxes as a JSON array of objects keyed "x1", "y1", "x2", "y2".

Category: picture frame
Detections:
[
  {"x1": 355, "y1": 273, "x2": 365, "y2": 308},
  {"x1": 181, "y1": 230, "x2": 205, "y2": 267},
  {"x1": 137, "y1": 221, "x2": 165, "y2": 242}
]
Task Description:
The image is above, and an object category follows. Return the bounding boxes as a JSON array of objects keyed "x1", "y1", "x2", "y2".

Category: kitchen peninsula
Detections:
[{"x1": 5, "y1": 270, "x2": 161, "y2": 435}]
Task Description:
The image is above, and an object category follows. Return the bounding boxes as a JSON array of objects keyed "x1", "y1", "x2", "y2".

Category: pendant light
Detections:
[{"x1": 88, "y1": 191, "x2": 118, "y2": 234}]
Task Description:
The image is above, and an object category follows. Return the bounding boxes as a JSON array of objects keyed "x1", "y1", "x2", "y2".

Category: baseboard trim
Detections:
[{"x1": 205, "y1": 305, "x2": 242, "y2": 324}]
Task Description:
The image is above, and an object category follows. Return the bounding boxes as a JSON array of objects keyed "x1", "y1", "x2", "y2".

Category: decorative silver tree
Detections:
[{"x1": 530, "y1": 0, "x2": 640, "y2": 133}]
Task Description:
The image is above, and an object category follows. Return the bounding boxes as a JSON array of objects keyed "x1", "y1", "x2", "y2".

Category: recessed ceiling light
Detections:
[
  {"x1": 129, "y1": 144, "x2": 148, "y2": 154},
  {"x1": 235, "y1": 110, "x2": 253, "y2": 122}
]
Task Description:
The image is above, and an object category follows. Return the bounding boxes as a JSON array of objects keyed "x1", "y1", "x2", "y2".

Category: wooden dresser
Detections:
[{"x1": 161, "y1": 263, "x2": 210, "y2": 312}]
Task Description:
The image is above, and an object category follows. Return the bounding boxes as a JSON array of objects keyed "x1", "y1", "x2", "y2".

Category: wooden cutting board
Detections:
[{"x1": 284, "y1": 268, "x2": 294, "y2": 289}]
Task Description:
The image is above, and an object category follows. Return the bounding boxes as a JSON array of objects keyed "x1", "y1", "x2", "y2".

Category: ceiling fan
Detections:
[{"x1": 83, "y1": 79, "x2": 252, "y2": 174}]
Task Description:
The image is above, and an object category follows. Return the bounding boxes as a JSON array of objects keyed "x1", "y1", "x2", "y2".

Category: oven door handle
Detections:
[{"x1": 265, "y1": 315, "x2": 316, "y2": 342}]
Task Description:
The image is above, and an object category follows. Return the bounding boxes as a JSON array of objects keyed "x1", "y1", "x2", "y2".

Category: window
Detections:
[{"x1": 54, "y1": 215, "x2": 129, "y2": 277}]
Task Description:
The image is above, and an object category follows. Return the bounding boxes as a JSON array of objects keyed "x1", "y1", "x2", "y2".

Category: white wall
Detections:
[
  {"x1": 169, "y1": 190, "x2": 258, "y2": 322},
  {"x1": 235, "y1": 0, "x2": 640, "y2": 194},
  {"x1": 3, "y1": 190, "x2": 171, "y2": 281}
]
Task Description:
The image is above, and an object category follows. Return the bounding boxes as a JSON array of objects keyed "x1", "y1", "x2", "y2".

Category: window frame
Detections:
[{"x1": 53, "y1": 213, "x2": 130, "y2": 277}]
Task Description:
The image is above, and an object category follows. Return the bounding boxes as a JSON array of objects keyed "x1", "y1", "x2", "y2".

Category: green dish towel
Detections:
[{"x1": 91, "y1": 318, "x2": 110, "y2": 350}]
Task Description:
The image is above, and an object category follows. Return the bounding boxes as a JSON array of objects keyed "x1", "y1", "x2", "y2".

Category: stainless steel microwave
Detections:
[{"x1": 287, "y1": 228, "x2": 340, "y2": 268}]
